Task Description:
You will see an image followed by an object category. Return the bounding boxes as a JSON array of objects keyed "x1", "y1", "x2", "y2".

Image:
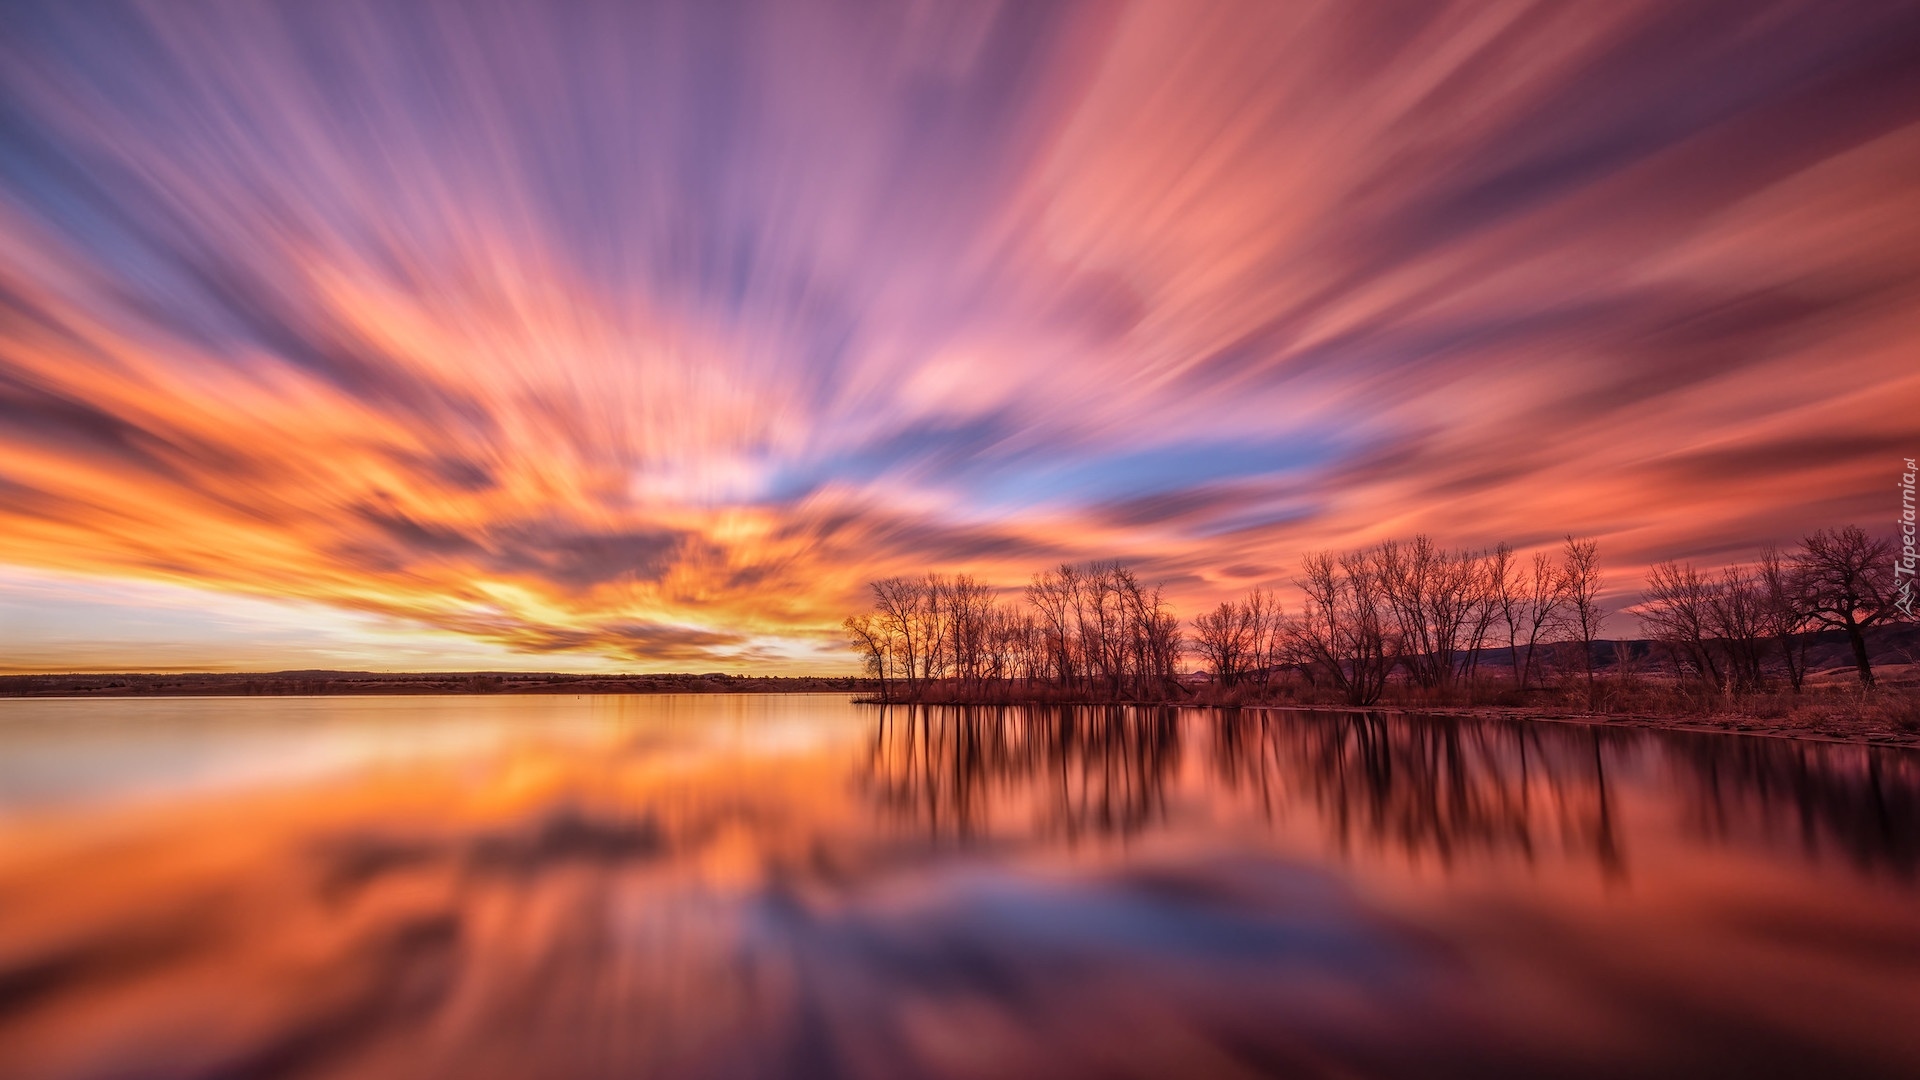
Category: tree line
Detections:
[
  {"x1": 845, "y1": 525, "x2": 1907, "y2": 705},
  {"x1": 1638, "y1": 525, "x2": 1902, "y2": 692},
  {"x1": 1284, "y1": 535, "x2": 1604, "y2": 705},
  {"x1": 843, "y1": 563, "x2": 1183, "y2": 702}
]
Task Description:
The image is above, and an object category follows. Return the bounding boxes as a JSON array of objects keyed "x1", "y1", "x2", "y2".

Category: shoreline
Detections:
[
  {"x1": 1245, "y1": 702, "x2": 1920, "y2": 750},
  {"x1": 0, "y1": 672, "x2": 873, "y2": 698},
  {"x1": 3, "y1": 676, "x2": 1913, "y2": 749},
  {"x1": 854, "y1": 696, "x2": 1920, "y2": 749}
]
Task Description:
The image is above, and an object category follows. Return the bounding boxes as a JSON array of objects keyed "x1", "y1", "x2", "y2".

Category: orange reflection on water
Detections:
[{"x1": 0, "y1": 695, "x2": 1916, "y2": 1078}]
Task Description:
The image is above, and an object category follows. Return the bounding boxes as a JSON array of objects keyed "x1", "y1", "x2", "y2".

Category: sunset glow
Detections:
[{"x1": 3, "y1": 1, "x2": 1917, "y2": 671}]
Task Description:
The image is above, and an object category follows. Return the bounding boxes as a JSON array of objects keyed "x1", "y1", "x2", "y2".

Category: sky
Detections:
[{"x1": 1, "y1": 0, "x2": 1917, "y2": 673}]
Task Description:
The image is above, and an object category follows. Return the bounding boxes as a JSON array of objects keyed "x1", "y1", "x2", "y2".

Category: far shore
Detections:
[
  {"x1": 4, "y1": 670, "x2": 1914, "y2": 750},
  {"x1": 0, "y1": 671, "x2": 872, "y2": 698}
]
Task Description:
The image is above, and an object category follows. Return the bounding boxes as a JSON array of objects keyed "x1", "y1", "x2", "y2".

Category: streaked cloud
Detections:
[{"x1": 1, "y1": 0, "x2": 1916, "y2": 669}]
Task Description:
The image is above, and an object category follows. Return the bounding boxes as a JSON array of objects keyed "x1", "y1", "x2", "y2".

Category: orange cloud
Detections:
[{"x1": 0, "y1": 1, "x2": 1916, "y2": 670}]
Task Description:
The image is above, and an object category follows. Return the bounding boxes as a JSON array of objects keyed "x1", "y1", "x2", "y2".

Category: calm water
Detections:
[{"x1": 0, "y1": 695, "x2": 1916, "y2": 1079}]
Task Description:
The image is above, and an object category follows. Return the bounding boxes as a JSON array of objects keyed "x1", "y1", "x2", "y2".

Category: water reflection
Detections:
[
  {"x1": 0, "y1": 696, "x2": 1916, "y2": 1078},
  {"x1": 861, "y1": 705, "x2": 1919, "y2": 881},
  {"x1": 1219, "y1": 711, "x2": 1624, "y2": 875},
  {"x1": 861, "y1": 705, "x2": 1183, "y2": 841},
  {"x1": 1664, "y1": 731, "x2": 1920, "y2": 875}
]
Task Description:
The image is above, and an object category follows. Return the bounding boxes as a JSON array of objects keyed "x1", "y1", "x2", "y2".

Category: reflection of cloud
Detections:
[
  {"x1": 315, "y1": 808, "x2": 667, "y2": 899},
  {"x1": 1, "y1": 1, "x2": 1917, "y2": 668},
  {"x1": 5, "y1": 700, "x2": 1917, "y2": 1076}
]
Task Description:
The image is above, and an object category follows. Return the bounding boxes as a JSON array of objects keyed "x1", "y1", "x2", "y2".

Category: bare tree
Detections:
[
  {"x1": 1026, "y1": 565, "x2": 1080, "y2": 689},
  {"x1": 1708, "y1": 564, "x2": 1767, "y2": 692},
  {"x1": 848, "y1": 525, "x2": 1898, "y2": 710},
  {"x1": 1118, "y1": 570, "x2": 1183, "y2": 698},
  {"x1": 1018, "y1": 562, "x2": 1187, "y2": 698},
  {"x1": 1758, "y1": 545, "x2": 1812, "y2": 692},
  {"x1": 1487, "y1": 543, "x2": 1520, "y2": 684},
  {"x1": 1462, "y1": 551, "x2": 1503, "y2": 685},
  {"x1": 1082, "y1": 563, "x2": 1124, "y2": 695},
  {"x1": 1376, "y1": 536, "x2": 1483, "y2": 691},
  {"x1": 871, "y1": 577, "x2": 926, "y2": 699},
  {"x1": 1142, "y1": 586, "x2": 1186, "y2": 695},
  {"x1": 917, "y1": 583, "x2": 943, "y2": 681},
  {"x1": 1243, "y1": 588, "x2": 1285, "y2": 691},
  {"x1": 844, "y1": 612, "x2": 893, "y2": 700},
  {"x1": 1561, "y1": 537, "x2": 1605, "y2": 703},
  {"x1": 1112, "y1": 566, "x2": 1150, "y2": 697},
  {"x1": 1500, "y1": 550, "x2": 1566, "y2": 690},
  {"x1": 940, "y1": 573, "x2": 994, "y2": 690},
  {"x1": 1290, "y1": 550, "x2": 1394, "y2": 705},
  {"x1": 1640, "y1": 560, "x2": 1722, "y2": 691},
  {"x1": 1610, "y1": 639, "x2": 1642, "y2": 687},
  {"x1": 1192, "y1": 601, "x2": 1252, "y2": 688},
  {"x1": 1794, "y1": 525, "x2": 1899, "y2": 686},
  {"x1": 1635, "y1": 549, "x2": 1766, "y2": 691},
  {"x1": 979, "y1": 601, "x2": 1041, "y2": 689}
]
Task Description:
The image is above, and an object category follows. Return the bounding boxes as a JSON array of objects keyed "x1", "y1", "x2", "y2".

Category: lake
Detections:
[{"x1": 0, "y1": 694, "x2": 1915, "y2": 1078}]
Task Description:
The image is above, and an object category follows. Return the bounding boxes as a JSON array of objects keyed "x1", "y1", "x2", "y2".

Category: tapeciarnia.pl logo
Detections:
[{"x1": 1899, "y1": 457, "x2": 1916, "y2": 617}]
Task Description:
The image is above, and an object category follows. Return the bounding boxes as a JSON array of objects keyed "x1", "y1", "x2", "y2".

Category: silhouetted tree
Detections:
[
  {"x1": 1641, "y1": 560, "x2": 1723, "y2": 690},
  {"x1": 1561, "y1": 536, "x2": 1605, "y2": 703},
  {"x1": 1375, "y1": 535, "x2": 1487, "y2": 690},
  {"x1": 1497, "y1": 549, "x2": 1566, "y2": 690},
  {"x1": 871, "y1": 577, "x2": 927, "y2": 699},
  {"x1": 1795, "y1": 525, "x2": 1899, "y2": 686},
  {"x1": 1708, "y1": 563, "x2": 1767, "y2": 692},
  {"x1": 1242, "y1": 587, "x2": 1285, "y2": 690},
  {"x1": 847, "y1": 523, "x2": 1901, "y2": 709},
  {"x1": 1119, "y1": 569, "x2": 1184, "y2": 697},
  {"x1": 1290, "y1": 550, "x2": 1394, "y2": 705},
  {"x1": 1193, "y1": 601, "x2": 1253, "y2": 688},
  {"x1": 844, "y1": 612, "x2": 893, "y2": 700},
  {"x1": 1758, "y1": 545, "x2": 1812, "y2": 692},
  {"x1": 1026, "y1": 564, "x2": 1081, "y2": 689}
]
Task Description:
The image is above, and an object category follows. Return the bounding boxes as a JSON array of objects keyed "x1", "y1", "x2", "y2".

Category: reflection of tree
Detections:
[
  {"x1": 858, "y1": 704, "x2": 1622, "y2": 865},
  {"x1": 1668, "y1": 733, "x2": 1920, "y2": 876},
  {"x1": 860, "y1": 704, "x2": 1181, "y2": 841},
  {"x1": 1217, "y1": 711, "x2": 1624, "y2": 876},
  {"x1": 859, "y1": 706, "x2": 1920, "y2": 878}
]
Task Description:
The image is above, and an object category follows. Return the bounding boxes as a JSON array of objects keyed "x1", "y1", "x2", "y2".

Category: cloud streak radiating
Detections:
[{"x1": 1, "y1": 1, "x2": 1917, "y2": 669}]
